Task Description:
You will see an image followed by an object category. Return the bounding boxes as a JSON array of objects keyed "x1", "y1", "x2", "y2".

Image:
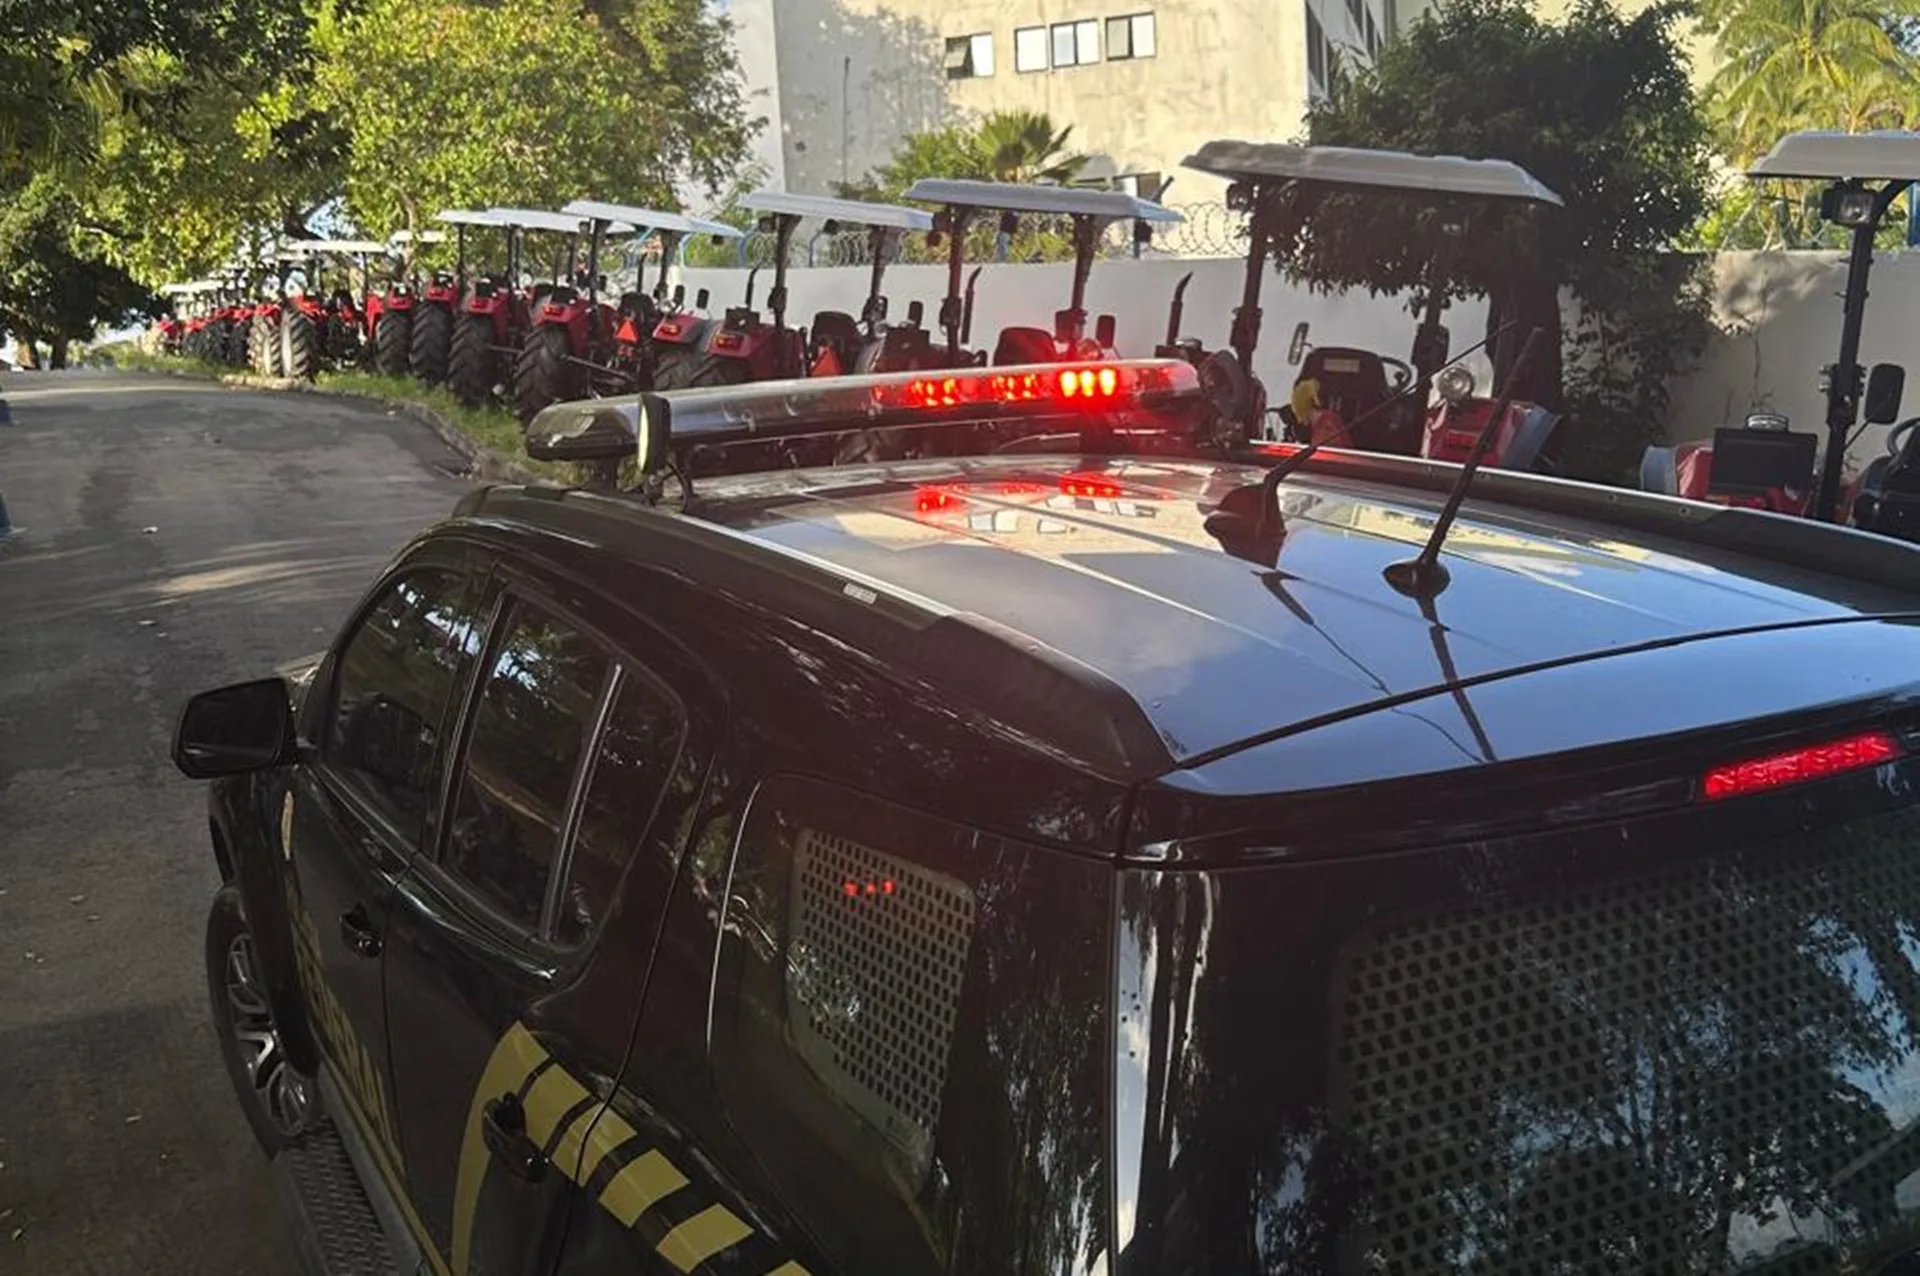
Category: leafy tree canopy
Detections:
[
  {"x1": 1286, "y1": 0, "x2": 1714, "y2": 479},
  {"x1": 0, "y1": 173, "x2": 151, "y2": 364},
  {"x1": 311, "y1": 0, "x2": 754, "y2": 239}
]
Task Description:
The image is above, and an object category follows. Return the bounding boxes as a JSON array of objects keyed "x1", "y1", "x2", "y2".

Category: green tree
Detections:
[
  {"x1": 0, "y1": 174, "x2": 151, "y2": 367},
  {"x1": 311, "y1": 0, "x2": 754, "y2": 238},
  {"x1": 1285, "y1": 0, "x2": 1713, "y2": 481}
]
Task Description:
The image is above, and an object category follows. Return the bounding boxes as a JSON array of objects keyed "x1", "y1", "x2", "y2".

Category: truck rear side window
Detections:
[{"x1": 707, "y1": 777, "x2": 1114, "y2": 1274}]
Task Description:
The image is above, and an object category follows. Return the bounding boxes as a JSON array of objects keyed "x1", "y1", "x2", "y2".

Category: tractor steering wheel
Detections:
[
  {"x1": 1886, "y1": 418, "x2": 1920, "y2": 459},
  {"x1": 1379, "y1": 356, "x2": 1415, "y2": 392}
]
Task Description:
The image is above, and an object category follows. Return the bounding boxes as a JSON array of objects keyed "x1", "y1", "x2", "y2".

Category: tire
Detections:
[
  {"x1": 410, "y1": 301, "x2": 453, "y2": 385},
  {"x1": 651, "y1": 347, "x2": 701, "y2": 391},
  {"x1": 249, "y1": 314, "x2": 283, "y2": 377},
  {"x1": 205, "y1": 886, "x2": 317, "y2": 1155},
  {"x1": 448, "y1": 313, "x2": 496, "y2": 407},
  {"x1": 373, "y1": 309, "x2": 411, "y2": 378},
  {"x1": 511, "y1": 324, "x2": 585, "y2": 426},
  {"x1": 688, "y1": 351, "x2": 752, "y2": 389},
  {"x1": 281, "y1": 310, "x2": 319, "y2": 381},
  {"x1": 226, "y1": 317, "x2": 252, "y2": 367}
]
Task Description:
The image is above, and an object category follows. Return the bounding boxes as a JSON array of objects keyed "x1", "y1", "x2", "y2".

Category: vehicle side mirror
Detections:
[
  {"x1": 1287, "y1": 322, "x2": 1311, "y2": 367},
  {"x1": 172, "y1": 678, "x2": 296, "y2": 779},
  {"x1": 1866, "y1": 363, "x2": 1905, "y2": 425},
  {"x1": 907, "y1": 300, "x2": 924, "y2": 326},
  {"x1": 1096, "y1": 314, "x2": 1117, "y2": 349},
  {"x1": 695, "y1": 288, "x2": 710, "y2": 311}
]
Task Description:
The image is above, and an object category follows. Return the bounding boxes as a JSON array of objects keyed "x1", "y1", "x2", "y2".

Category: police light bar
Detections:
[{"x1": 525, "y1": 359, "x2": 1202, "y2": 466}]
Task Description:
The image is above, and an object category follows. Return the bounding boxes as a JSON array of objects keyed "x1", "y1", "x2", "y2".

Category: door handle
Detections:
[
  {"x1": 338, "y1": 905, "x2": 383, "y2": 959},
  {"x1": 481, "y1": 1092, "x2": 547, "y2": 1183}
]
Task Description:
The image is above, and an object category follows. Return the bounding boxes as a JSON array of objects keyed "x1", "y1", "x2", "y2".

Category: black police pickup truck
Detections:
[{"x1": 174, "y1": 358, "x2": 1920, "y2": 1276}]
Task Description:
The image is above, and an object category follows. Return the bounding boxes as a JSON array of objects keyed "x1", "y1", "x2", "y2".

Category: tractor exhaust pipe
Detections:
[{"x1": 1166, "y1": 272, "x2": 1193, "y2": 347}]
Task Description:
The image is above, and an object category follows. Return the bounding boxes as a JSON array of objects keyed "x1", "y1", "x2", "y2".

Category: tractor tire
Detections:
[
  {"x1": 410, "y1": 301, "x2": 453, "y2": 386},
  {"x1": 448, "y1": 314, "x2": 497, "y2": 407},
  {"x1": 224, "y1": 318, "x2": 251, "y2": 366},
  {"x1": 511, "y1": 325, "x2": 585, "y2": 426},
  {"x1": 249, "y1": 314, "x2": 283, "y2": 378},
  {"x1": 373, "y1": 309, "x2": 411, "y2": 378},
  {"x1": 281, "y1": 310, "x2": 320, "y2": 382},
  {"x1": 687, "y1": 352, "x2": 752, "y2": 389},
  {"x1": 651, "y1": 348, "x2": 702, "y2": 391}
]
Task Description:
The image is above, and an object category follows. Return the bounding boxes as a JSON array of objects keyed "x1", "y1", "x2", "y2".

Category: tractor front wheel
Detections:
[
  {"x1": 248, "y1": 314, "x2": 283, "y2": 377},
  {"x1": 448, "y1": 314, "x2": 496, "y2": 407},
  {"x1": 373, "y1": 310, "x2": 411, "y2": 378},
  {"x1": 281, "y1": 310, "x2": 320, "y2": 381},
  {"x1": 511, "y1": 324, "x2": 585, "y2": 426},
  {"x1": 225, "y1": 318, "x2": 252, "y2": 367},
  {"x1": 651, "y1": 347, "x2": 701, "y2": 391},
  {"x1": 410, "y1": 301, "x2": 453, "y2": 385}
]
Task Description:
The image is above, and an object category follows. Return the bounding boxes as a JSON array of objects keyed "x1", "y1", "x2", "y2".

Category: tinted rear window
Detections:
[{"x1": 1118, "y1": 789, "x2": 1920, "y2": 1274}]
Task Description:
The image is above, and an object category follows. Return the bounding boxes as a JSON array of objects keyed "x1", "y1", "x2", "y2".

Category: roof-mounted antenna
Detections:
[{"x1": 1383, "y1": 325, "x2": 1547, "y2": 600}]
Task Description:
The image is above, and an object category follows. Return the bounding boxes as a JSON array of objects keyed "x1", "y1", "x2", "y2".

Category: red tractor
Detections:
[
  {"x1": 248, "y1": 247, "x2": 324, "y2": 380},
  {"x1": 1156, "y1": 139, "x2": 1564, "y2": 472},
  {"x1": 444, "y1": 208, "x2": 586, "y2": 409},
  {"x1": 507, "y1": 204, "x2": 639, "y2": 422},
  {"x1": 1638, "y1": 130, "x2": 1920, "y2": 548},
  {"x1": 391, "y1": 226, "x2": 453, "y2": 385},
  {"x1": 560, "y1": 198, "x2": 745, "y2": 395},
  {"x1": 905, "y1": 178, "x2": 1183, "y2": 370},
  {"x1": 363, "y1": 242, "x2": 416, "y2": 379}
]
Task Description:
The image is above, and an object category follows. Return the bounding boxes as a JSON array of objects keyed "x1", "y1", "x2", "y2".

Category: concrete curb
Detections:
[{"x1": 217, "y1": 372, "x2": 557, "y2": 488}]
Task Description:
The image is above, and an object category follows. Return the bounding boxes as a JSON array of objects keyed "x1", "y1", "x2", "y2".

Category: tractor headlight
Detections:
[{"x1": 1436, "y1": 365, "x2": 1476, "y2": 404}]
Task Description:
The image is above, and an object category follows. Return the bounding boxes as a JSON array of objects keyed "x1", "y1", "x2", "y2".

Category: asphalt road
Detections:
[{"x1": 0, "y1": 370, "x2": 472, "y2": 1275}]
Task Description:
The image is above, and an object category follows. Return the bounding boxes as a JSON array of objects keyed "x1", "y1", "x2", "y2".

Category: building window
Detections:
[
  {"x1": 945, "y1": 32, "x2": 994, "y2": 79},
  {"x1": 1306, "y1": 5, "x2": 1327, "y2": 86},
  {"x1": 1014, "y1": 25, "x2": 1049, "y2": 72},
  {"x1": 1347, "y1": 0, "x2": 1365, "y2": 30},
  {"x1": 1365, "y1": 7, "x2": 1380, "y2": 55},
  {"x1": 1107, "y1": 12, "x2": 1158, "y2": 60},
  {"x1": 1050, "y1": 18, "x2": 1101, "y2": 67}
]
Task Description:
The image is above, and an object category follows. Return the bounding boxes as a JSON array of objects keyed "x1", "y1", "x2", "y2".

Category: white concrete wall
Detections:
[
  {"x1": 679, "y1": 247, "x2": 1920, "y2": 478},
  {"x1": 680, "y1": 255, "x2": 1496, "y2": 393}
]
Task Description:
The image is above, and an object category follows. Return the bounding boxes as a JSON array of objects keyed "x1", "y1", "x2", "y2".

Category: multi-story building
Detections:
[{"x1": 719, "y1": 0, "x2": 1429, "y2": 202}]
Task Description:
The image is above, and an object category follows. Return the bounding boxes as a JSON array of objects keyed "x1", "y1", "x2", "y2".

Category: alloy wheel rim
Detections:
[{"x1": 223, "y1": 932, "x2": 311, "y2": 1135}]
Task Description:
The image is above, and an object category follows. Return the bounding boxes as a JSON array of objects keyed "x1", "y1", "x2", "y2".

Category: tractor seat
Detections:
[
  {"x1": 809, "y1": 310, "x2": 864, "y2": 373},
  {"x1": 994, "y1": 326, "x2": 1059, "y2": 367},
  {"x1": 1301, "y1": 347, "x2": 1392, "y2": 426}
]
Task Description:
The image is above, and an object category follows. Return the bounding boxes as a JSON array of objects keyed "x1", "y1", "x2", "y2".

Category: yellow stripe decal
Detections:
[
  {"x1": 451, "y1": 1023, "x2": 548, "y2": 1276},
  {"x1": 521, "y1": 1063, "x2": 593, "y2": 1148},
  {"x1": 600, "y1": 1148, "x2": 692, "y2": 1228},
  {"x1": 577, "y1": 1107, "x2": 638, "y2": 1184},
  {"x1": 764, "y1": 1264, "x2": 813, "y2": 1276},
  {"x1": 656, "y1": 1203, "x2": 754, "y2": 1272}
]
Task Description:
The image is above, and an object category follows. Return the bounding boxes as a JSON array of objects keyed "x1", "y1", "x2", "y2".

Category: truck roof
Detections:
[{"x1": 451, "y1": 451, "x2": 1920, "y2": 784}]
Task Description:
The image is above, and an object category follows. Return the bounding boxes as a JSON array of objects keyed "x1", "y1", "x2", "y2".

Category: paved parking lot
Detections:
[{"x1": 0, "y1": 371, "x2": 470, "y2": 1274}]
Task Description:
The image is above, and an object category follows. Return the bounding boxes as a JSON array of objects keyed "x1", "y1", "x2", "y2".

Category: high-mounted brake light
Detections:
[{"x1": 1699, "y1": 728, "x2": 1902, "y2": 801}]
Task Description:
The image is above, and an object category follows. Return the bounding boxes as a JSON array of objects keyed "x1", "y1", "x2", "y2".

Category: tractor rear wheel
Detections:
[
  {"x1": 281, "y1": 310, "x2": 320, "y2": 381},
  {"x1": 511, "y1": 325, "x2": 585, "y2": 426},
  {"x1": 651, "y1": 348, "x2": 701, "y2": 391},
  {"x1": 225, "y1": 318, "x2": 252, "y2": 366},
  {"x1": 373, "y1": 310, "x2": 411, "y2": 378},
  {"x1": 249, "y1": 314, "x2": 283, "y2": 377},
  {"x1": 687, "y1": 352, "x2": 752, "y2": 389},
  {"x1": 448, "y1": 314, "x2": 496, "y2": 407},
  {"x1": 410, "y1": 301, "x2": 453, "y2": 385}
]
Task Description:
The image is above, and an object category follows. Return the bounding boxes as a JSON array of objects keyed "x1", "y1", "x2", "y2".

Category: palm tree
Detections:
[
  {"x1": 973, "y1": 110, "x2": 1087, "y2": 184},
  {"x1": 1703, "y1": 0, "x2": 1920, "y2": 167}
]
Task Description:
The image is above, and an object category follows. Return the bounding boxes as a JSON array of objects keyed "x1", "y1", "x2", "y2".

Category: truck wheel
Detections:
[
  {"x1": 448, "y1": 314, "x2": 495, "y2": 407},
  {"x1": 205, "y1": 886, "x2": 316, "y2": 1154},
  {"x1": 410, "y1": 301, "x2": 453, "y2": 385},
  {"x1": 373, "y1": 310, "x2": 411, "y2": 378},
  {"x1": 688, "y1": 352, "x2": 752, "y2": 389},
  {"x1": 281, "y1": 310, "x2": 320, "y2": 381},
  {"x1": 248, "y1": 314, "x2": 283, "y2": 377},
  {"x1": 512, "y1": 324, "x2": 584, "y2": 426}
]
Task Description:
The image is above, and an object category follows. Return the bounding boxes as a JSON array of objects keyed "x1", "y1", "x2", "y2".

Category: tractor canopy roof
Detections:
[
  {"x1": 740, "y1": 190, "x2": 934, "y2": 232},
  {"x1": 902, "y1": 179, "x2": 1184, "y2": 227},
  {"x1": 280, "y1": 239, "x2": 394, "y2": 256},
  {"x1": 435, "y1": 209, "x2": 507, "y2": 228},
  {"x1": 1748, "y1": 130, "x2": 1920, "y2": 182},
  {"x1": 485, "y1": 206, "x2": 632, "y2": 235},
  {"x1": 388, "y1": 229, "x2": 447, "y2": 245},
  {"x1": 1182, "y1": 140, "x2": 1564, "y2": 206},
  {"x1": 560, "y1": 200, "x2": 743, "y2": 239}
]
